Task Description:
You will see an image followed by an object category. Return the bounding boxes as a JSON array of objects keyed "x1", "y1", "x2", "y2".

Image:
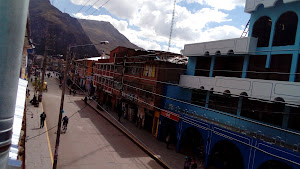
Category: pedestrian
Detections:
[
  {"x1": 40, "y1": 112, "x2": 46, "y2": 128},
  {"x1": 184, "y1": 156, "x2": 191, "y2": 169},
  {"x1": 166, "y1": 133, "x2": 171, "y2": 149},
  {"x1": 191, "y1": 159, "x2": 197, "y2": 169},
  {"x1": 117, "y1": 102, "x2": 122, "y2": 122}
]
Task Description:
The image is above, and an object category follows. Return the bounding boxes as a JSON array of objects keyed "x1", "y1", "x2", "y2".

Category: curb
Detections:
[{"x1": 84, "y1": 99, "x2": 170, "y2": 169}]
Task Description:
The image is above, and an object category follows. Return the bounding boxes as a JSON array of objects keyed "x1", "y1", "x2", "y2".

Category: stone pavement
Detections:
[
  {"x1": 25, "y1": 82, "x2": 53, "y2": 169},
  {"x1": 86, "y1": 100, "x2": 205, "y2": 169}
]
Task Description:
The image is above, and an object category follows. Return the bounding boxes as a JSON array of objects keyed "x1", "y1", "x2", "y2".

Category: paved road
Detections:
[{"x1": 43, "y1": 74, "x2": 163, "y2": 169}]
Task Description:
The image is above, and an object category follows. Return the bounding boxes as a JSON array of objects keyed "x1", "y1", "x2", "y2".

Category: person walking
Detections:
[
  {"x1": 184, "y1": 156, "x2": 191, "y2": 169},
  {"x1": 166, "y1": 133, "x2": 171, "y2": 149},
  {"x1": 40, "y1": 112, "x2": 46, "y2": 128},
  {"x1": 117, "y1": 102, "x2": 122, "y2": 122}
]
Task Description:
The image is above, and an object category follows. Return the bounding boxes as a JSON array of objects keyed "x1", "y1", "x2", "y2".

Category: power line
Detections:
[
  {"x1": 85, "y1": 0, "x2": 102, "y2": 13},
  {"x1": 66, "y1": 73, "x2": 300, "y2": 166},
  {"x1": 73, "y1": 62, "x2": 300, "y2": 106},
  {"x1": 90, "y1": 0, "x2": 110, "y2": 16},
  {"x1": 69, "y1": 65, "x2": 300, "y2": 138},
  {"x1": 76, "y1": 0, "x2": 93, "y2": 13}
]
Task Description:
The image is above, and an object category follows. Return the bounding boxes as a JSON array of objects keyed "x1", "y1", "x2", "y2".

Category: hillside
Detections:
[
  {"x1": 78, "y1": 19, "x2": 142, "y2": 53},
  {"x1": 29, "y1": 0, "x2": 99, "y2": 58}
]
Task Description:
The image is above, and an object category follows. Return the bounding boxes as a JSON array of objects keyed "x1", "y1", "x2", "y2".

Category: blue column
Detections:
[
  {"x1": 186, "y1": 57, "x2": 197, "y2": 75},
  {"x1": 237, "y1": 97, "x2": 243, "y2": 116},
  {"x1": 265, "y1": 52, "x2": 272, "y2": 68},
  {"x1": 209, "y1": 56, "x2": 216, "y2": 77},
  {"x1": 289, "y1": 52, "x2": 299, "y2": 82},
  {"x1": 242, "y1": 55, "x2": 249, "y2": 78},
  {"x1": 205, "y1": 91, "x2": 210, "y2": 108},
  {"x1": 282, "y1": 106, "x2": 290, "y2": 129}
]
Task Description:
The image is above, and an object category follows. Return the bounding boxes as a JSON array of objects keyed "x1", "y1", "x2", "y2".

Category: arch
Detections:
[
  {"x1": 210, "y1": 88, "x2": 214, "y2": 91},
  {"x1": 215, "y1": 51, "x2": 221, "y2": 55},
  {"x1": 274, "y1": 97, "x2": 285, "y2": 102},
  {"x1": 179, "y1": 127, "x2": 205, "y2": 160},
  {"x1": 227, "y1": 50, "x2": 234, "y2": 55},
  {"x1": 200, "y1": 86, "x2": 204, "y2": 90},
  {"x1": 204, "y1": 51, "x2": 210, "y2": 56},
  {"x1": 255, "y1": 4, "x2": 265, "y2": 11},
  {"x1": 208, "y1": 140, "x2": 244, "y2": 169},
  {"x1": 240, "y1": 92, "x2": 248, "y2": 97},
  {"x1": 252, "y1": 16, "x2": 272, "y2": 47},
  {"x1": 224, "y1": 90, "x2": 231, "y2": 94},
  {"x1": 258, "y1": 160, "x2": 293, "y2": 169},
  {"x1": 273, "y1": 11, "x2": 298, "y2": 46}
]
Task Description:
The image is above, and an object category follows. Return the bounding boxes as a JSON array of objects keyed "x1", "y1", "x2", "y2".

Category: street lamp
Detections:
[{"x1": 52, "y1": 41, "x2": 109, "y2": 169}]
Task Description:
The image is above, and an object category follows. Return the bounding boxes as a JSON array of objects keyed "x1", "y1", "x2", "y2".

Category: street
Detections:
[{"x1": 42, "y1": 74, "x2": 163, "y2": 169}]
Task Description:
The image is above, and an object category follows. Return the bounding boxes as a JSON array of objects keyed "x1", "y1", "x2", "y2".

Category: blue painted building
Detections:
[{"x1": 158, "y1": 1, "x2": 300, "y2": 169}]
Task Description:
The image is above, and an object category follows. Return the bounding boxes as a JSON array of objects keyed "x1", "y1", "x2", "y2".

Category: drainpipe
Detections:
[{"x1": 0, "y1": 0, "x2": 30, "y2": 168}]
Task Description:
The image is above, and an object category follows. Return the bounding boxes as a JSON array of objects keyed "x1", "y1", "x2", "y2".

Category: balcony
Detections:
[
  {"x1": 179, "y1": 75, "x2": 300, "y2": 105},
  {"x1": 182, "y1": 37, "x2": 257, "y2": 56},
  {"x1": 244, "y1": 0, "x2": 300, "y2": 13}
]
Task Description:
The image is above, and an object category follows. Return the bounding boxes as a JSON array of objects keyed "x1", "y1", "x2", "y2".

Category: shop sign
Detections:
[{"x1": 161, "y1": 110, "x2": 180, "y2": 122}]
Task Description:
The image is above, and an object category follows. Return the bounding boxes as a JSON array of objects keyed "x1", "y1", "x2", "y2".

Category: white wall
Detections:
[
  {"x1": 245, "y1": 0, "x2": 300, "y2": 13},
  {"x1": 180, "y1": 75, "x2": 300, "y2": 105},
  {"x1": 183, "y1": 37, "x2": 257, "y2": 56}
]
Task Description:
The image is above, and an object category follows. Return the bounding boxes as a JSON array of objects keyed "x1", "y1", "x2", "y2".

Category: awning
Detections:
[{"x1": 9, "y1": 78, "x2": 28, "y2": 165}]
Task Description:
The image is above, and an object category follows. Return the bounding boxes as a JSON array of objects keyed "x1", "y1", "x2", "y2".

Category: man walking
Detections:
[
  {"x1": 40, "y1": 112, "x2": 46, "y2": 128},
  {"x1": 117, "y1": 101, "x2": 122, "y2": 122}
]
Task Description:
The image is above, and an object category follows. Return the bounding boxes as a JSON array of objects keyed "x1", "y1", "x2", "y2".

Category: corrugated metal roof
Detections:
[{"x1": 9, "y1": 78, "x2": 27, "y2": 162}]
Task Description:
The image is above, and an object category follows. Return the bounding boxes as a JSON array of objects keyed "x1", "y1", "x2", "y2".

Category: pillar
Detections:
[{"x1": 0, "y1": 0, "x2": 30, "y2": 168}]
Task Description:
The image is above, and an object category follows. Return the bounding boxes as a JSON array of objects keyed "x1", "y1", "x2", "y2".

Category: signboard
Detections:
[{"x1": 161, "y1": 110, "x2": 180, "y2": 122}]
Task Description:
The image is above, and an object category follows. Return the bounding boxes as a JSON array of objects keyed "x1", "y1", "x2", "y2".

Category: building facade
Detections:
[{"x1": 161, "y1": 1, "x2": 300, "y2": 169}]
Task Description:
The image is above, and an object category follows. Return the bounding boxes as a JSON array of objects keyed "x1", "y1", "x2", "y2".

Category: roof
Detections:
[{"x1": 75, "y1": 55, "x2": 110, "y2": 62}]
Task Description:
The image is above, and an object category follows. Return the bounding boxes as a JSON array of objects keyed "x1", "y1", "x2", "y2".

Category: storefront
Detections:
[{"x1": 158, "y1": 110, "x2": 180, "y2": 146}]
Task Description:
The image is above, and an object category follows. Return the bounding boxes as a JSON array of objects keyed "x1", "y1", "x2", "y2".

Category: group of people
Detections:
[{"x1": 184, "y1": 156, "x2": 198, "y2": 169}]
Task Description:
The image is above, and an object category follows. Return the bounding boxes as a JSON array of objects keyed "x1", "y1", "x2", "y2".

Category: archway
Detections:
[
  {"x1": 180, "y1": 127, "x2": 205, "y2": 160},
  {"x1": 273, "y1": 11, "x2": 298, "y2": 46},
  {"x1": 252, "y1": 16, "x2": 272, "y2": 47},
  {"x1": 208, "y1": 140, "x2": 244, "y2": 169},
  {"x1": 258, "y1": 160, "x2": 293, "y2": 169}
]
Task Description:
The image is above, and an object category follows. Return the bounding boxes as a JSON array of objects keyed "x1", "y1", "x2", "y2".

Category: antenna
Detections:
[{"x1": 168, "y1": 0, "x2": 176, "y2": 52}]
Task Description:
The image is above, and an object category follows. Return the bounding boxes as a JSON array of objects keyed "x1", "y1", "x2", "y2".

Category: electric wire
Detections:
[
  {"x1": 73, "y1": 62, "x2": 300, "y2": 106},
  {"x1": 72, "y1": 64, "x2": 300, "y2": 136},
  {"x1": 76, "y1": 0, "x2": 93, "y2": 13},
  {"x1": 67, "y1": 73, "x2": 300, "y2": 166},
  {"x1": 85, "y1": 0, "x2": 102, "y2": 13},
  {"x1": 64, "y1": 75, "x2": 169, "y2": 165}
]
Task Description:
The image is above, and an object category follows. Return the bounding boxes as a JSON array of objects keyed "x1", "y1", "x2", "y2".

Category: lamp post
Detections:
[{"x1": 52, "y1": 41, "x2": 109, "y2": 169}]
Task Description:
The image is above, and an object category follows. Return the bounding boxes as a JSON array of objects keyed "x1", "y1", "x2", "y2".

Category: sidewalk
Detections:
[
  {"x1": 86, "y1": 100, "x2": 204, "y2": 169},
  {"x1": 25, "y1": 83, "x2": 52, "y2": 169}
]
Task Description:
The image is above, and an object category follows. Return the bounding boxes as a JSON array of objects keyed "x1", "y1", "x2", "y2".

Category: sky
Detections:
[{"x1": 51, "y1": 0, "x2": 250, "y2": 54}]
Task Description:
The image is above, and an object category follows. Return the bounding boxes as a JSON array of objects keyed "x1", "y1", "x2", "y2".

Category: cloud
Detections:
[
  {"x1": 72, "y1": 0, "x2": 244, "y2": 53},
  {"x1": 185, "y1": 0, "x2": 245, "y2": 10}
]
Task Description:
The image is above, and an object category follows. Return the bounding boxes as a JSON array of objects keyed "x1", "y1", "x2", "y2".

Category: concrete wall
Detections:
[
  {"x1": 183, "y1": 37, "x2": 257, "y2": 56},
  {"x1": 245, "y1": 0, "x2": 300, "y2": 13},
  {"x1": 179, "y1": 75, "x2": 300, "y2": 105}
]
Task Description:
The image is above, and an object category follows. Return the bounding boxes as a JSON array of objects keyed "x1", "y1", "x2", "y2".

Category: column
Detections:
[
  {"x1": 209, "y1": 56, "x2": 216, "y2": 77},
  {"x1": 289, "y1": 52, "x2": 299, "y2": 82},
  {"x1": 0, "y1": 0, "x2": 30, "y2": 168},
  {"x1": 242, "y1": 55, "x2": 249, "y2": 78}
]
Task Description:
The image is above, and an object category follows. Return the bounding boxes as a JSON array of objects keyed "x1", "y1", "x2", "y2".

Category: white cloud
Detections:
[
  {"x1": 185, "y1": 0, "x2": 245, "y2": 10},
  {"x1": 72, "y1": 0, "x2": 244, "y2": 53}
]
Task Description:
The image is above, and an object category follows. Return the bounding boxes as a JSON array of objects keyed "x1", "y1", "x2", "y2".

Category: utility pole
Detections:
[
  {"x1": 120, "y1": 55, "x2": 126, "y2": 97},
  {"x1": 52, "y1": 47, "x2": 71, "y2": 169},
  {"x1": 40, "y1": 28, "x2": 49, "y2": 102}
]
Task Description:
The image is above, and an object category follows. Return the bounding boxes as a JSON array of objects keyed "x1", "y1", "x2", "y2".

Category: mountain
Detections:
[
  {"x1": 29, "y1": 0, "x2": 99, "y2": 58},
  {"x1": 78, "y1": 19, "x2": 142, "y2": 53}
]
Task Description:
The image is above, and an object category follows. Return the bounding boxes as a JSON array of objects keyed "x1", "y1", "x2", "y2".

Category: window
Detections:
[
  {"x1": 143, "y1": 65, "x2": 156, "y2": 77},
  {"x1": 252, "y1": 16, "x2": 272, "y2": 47},
  {"x1": 288, "y1": 106, "x2": 300, "y2": 131},
  {"x1": 191, "y1": 89, "x2": 207, "y2": 106},
  {"x1": 273, "y1": 12, "x2": 298, "y2": 46},
  {"x1": 195, "y1": 57, "x2": 211, "y2": 77},
  {"x1": 213, "y1": 56, "x2": 244, "y2": 78},
  {"x1": 208, "y1": 92, "x2": 239, "y2": 115}
]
